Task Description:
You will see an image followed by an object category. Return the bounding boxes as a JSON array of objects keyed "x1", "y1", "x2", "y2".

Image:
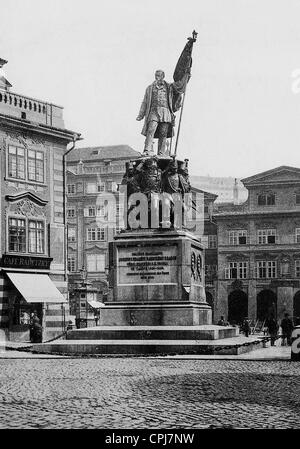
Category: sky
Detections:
[{"x1": 1, "y1": 0, "x2": 300, "y2": 177}]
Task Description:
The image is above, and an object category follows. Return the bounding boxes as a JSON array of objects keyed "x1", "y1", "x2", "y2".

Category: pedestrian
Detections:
[
  {"x1": 66, "y1": 320, "x2": 73, "y2": 331},
  {"x1": 242, "y1": 318, "x2": 251, "y2": 337},
  {"x1": 280, "y1": 313, "x2": 294, "y2": 346},
  {"x1": 217, "y1": 316, "x2": 226, "y2": 326},
  {"x1": 265, "y1": 316, "x2": 279, "y2": 346},
  {"x1": 30, "y1": 312, "x2": 42, "y2": 343}
]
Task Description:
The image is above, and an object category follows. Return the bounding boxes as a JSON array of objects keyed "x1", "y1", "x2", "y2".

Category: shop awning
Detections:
[
  {"x1": 6, "y1": 272, "x2": 67, "y2": 303},
  {"x1": 87, "y1": 300, "x2": 106, "y2": 309}
]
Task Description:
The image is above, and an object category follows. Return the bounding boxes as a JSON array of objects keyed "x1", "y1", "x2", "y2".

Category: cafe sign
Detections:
[{"x1": 1, "y1": 254, "x2": 53, "y2": 270}]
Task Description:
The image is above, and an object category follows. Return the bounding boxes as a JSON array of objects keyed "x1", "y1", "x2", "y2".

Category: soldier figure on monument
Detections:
[{"x1": 136, "y1": 32, "x2": 197, "y2": 157}]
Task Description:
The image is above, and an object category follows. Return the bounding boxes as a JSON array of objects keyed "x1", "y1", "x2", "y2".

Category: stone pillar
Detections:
[
  {"x1": 248, "y1": 280, "x2": 257, "y2": 322},
  {"x1": 277, "y1": 286, "x2": 294, "y2": 320}
]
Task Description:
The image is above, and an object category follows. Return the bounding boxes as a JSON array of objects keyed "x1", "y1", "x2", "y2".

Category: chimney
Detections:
[{"x1": 233, "y1": 178, "x2": 239, "y2": 205}]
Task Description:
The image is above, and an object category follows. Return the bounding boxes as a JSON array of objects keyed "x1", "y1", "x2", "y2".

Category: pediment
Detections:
[
  {"x1": 6, "y1": 192, "x2": 47, "y2": 217},
  {"x1": 242, "y1": 166, "x2": 300, "y2": 186}
]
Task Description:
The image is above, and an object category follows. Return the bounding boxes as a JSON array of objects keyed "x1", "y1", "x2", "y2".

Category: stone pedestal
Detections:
[{"x1": 100, "y1": 228, "x2": 212, "y2": 326}]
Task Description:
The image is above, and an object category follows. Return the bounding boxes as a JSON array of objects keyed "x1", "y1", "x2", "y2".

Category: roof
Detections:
[
  {"x1": 191, "y1": 186, "x2": 218, "y2": 201},
  {"x1": 241, "y1": 166, "x2": 300, "y2": 186},
  {"x1": 66, "y1": 145, "x2": 141, "y2": 162}
]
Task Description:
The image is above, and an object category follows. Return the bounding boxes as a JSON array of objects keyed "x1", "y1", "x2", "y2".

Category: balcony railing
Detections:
[{"x1": 0, "y1": 90, "x2": 64, "y2": 128}]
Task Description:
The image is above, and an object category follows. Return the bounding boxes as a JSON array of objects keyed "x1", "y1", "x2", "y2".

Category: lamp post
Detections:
[{"x1": 74, "y1": 265, "x2": 98, "y2": 328}]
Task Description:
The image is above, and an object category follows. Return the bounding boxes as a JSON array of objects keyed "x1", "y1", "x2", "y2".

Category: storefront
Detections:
[{"x1": 2, "y1": 271, "x2": 67, "y2": 342}]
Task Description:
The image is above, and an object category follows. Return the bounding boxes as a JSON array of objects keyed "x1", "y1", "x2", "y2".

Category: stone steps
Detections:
[
  {"x1": 66, "y1": 325, "x2": 239, "y2": 341},
  {"x1": 32, "y1": 336, "x2": 263, "y2": 356}
]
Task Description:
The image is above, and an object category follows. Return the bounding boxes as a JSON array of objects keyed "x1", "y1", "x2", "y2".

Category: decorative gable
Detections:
[{"x1": 241, "y1": 166, "x2": 300, "y2": 187}]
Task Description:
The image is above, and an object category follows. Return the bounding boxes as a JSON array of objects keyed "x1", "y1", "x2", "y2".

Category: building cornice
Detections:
[
  {"x1": 0, "y1": 113, "x2": 81, "y2": 142},
  {"x1": 214, "y1": 210, "x2": 300, "y2": 220}
]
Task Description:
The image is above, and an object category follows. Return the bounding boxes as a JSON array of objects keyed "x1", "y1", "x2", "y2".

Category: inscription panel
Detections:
[{"x1": 117, "y1": 244, "x2": 178, "y2": 285}]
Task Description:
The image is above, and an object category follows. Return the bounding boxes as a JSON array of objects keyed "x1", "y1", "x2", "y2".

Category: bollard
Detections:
[{"x1": 291, "y1": 325, "x2": 300, "y2": 361}]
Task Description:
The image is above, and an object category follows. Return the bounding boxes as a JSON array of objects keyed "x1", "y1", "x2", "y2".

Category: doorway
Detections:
[
  {"x1": 228, "y1": 290, "x2": 248, "y2": 325},
  {"x1": 256, "y1": 289, "x2": 277, "y2": 321}
]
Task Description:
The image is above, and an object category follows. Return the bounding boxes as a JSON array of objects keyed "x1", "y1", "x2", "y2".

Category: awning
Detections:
[
  {"x1": 87, "y1": 300, "x2": 106, "y2": 309},
  {"x1": 6, "y1": 272, "x2": 67, "y2": 303}
]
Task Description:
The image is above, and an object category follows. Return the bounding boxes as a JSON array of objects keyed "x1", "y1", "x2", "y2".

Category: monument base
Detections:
[
  {"x1": 105, "y1": 228, "x2": 211, "y2": 326},
  {"x1": 100, "y1": 303, "x2": 211, "y2": 326}
]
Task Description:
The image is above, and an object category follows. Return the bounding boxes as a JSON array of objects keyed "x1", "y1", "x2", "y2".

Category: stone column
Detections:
[
  {"x1": 277, "y1": 286, "x2": 294, "y2": 320},
  {"x1": 248, "y1": 279, "x2": 257, "y2": 322}
]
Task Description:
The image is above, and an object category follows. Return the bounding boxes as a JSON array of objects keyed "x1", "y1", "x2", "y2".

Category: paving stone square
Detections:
[{"x1": 0, "y1": 357, "x2": 299, "y2": 429}]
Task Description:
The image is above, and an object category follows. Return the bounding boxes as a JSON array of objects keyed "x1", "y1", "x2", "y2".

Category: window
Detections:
[
  {"x1": 97, "y1": 183, "x2": 105, "y2": 192},
  {"x1": 8, "y1": 218, "x2": 44, "y2": 254},
  {"x1": 296, "y1": 228, "x2": 300, "y2": 243},
  {"x1": 67, "y1": 208, "x2": 76, "y2": 218},
  {"x1": 86, "y1": 183, "x2": 97, "y2": 194},
  {"x1": 8, "y1": 218, "x2": 26, "y2": 252},
  {"x1": 8, "y1": 145, "x2": 25, "y2": 179},
  {"x1": 28, "y1": 150, "x2": 44, "y2": 182},
  {"x1": 96, "y1": 204, "x2": 108, "y2": 219},
  {"x1": 257, "y1": 229, "x2": 276, "y2": 244},
  {"x1": 229, "y1": 230, "x2": 248, "y2": 245},
  {"x1": 208, "y1": 235, "x2": 217, "y2": 248},
  {"x1": 238, "y1": 262, "x2": 248, "y2": 279},
  {"x1": 113, "y1": 226, "x2": 122, "y2": 235},
  {"x1": 256, "y1": 261, "x2": 277, "y2": 278},
  {"x1": 67, "y1": 256, "x2": 76, "y2": 272},
  {"x1": 87, "y1": 228, "x2": 105, "y2": 241},
  {"x1": 67, "y1": 184, "x2": 75, "y2": 194},
  {"x1": 225, "y1": 262, "x2": 248, "y2": 279},
  {"x1": 257, "y1": 193, "x2": 275, "y2": 206},
  {"x1": 88, "y1": 207, "x2": 95, "y2": 217},
  {"x1": 106, "y1": 181, "x2": 113, "y2": 192},
  {"x1": 28, "y1": 220, "x2": 44, "y2": 253},
  {"x1": 86, "y1": 254, "x2": 105, "y2": 272},
  {"x1": 296, "y1": 194, "x2": 300, "y2": 205},
  {"x1": 68, "y1": 227, "x2": 76, "y2": 242},
  {"x1": 295, "y1": 260, "x2": 300, "y2": 278}
]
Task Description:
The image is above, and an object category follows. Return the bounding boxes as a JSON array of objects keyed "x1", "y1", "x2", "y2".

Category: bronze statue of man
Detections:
[{"x1": 136, "y1": 69, "x2": 190, "y2": 156}]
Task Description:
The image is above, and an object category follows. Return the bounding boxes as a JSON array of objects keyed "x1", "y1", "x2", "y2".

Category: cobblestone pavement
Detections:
[{"x1": 0, "y1": 358, "x2": 299, "y2": 429}]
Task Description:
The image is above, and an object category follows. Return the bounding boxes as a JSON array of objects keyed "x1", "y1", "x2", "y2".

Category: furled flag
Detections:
[{"x1": 173, "y1": 30, "x2": 198, "y2": 85}]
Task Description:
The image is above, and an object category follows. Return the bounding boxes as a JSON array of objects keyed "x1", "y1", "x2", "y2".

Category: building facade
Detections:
[
  {"x1": 214, "y1": 166, "x2": 300, "y2": 325},
  {"x1": 0, "y1": 59, "x2": 80, "y2": 341},
  {"x1": 191, "y1": 188, "x2": 218, "y2": 322},
  {"x1": 66, "y1": 145, "x2": 141, "y2": 313}
]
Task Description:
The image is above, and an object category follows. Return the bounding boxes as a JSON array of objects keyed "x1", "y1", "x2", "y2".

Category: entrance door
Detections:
[
  {"x1": 10, "y1": 296, "x2": 43, "y2": 342},
  {"x1": 228, "y1": 290, "x2": 248, "y2": 325},
  {"x1": 257, "y1": 289, "x2": 277, "y2": 321}
]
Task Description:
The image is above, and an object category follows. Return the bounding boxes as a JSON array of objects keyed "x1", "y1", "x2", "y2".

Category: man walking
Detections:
[{"x1": 280, "y1": 313, "x2": 294, "y2": 346}]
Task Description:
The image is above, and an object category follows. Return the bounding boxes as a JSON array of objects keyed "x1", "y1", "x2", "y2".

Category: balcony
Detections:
[{"x1": 0, "y1": 90, "x2": 64, "y2": 129}]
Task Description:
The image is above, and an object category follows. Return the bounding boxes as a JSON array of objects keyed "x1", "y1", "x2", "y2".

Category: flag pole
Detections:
[
  {"x1": 172, "y1": 30, "x2": 198, "y2": 159},
  {"x1": 173, "y1": 89, "x2": 187, "y2": 158}
]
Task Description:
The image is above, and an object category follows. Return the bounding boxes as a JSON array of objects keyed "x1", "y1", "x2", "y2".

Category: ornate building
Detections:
[
  {"x1": 214, "y1": 166, "x2": 300, "y2": 325},
  {"x1": 0, "y1": 58, "x2": 80, "y2": 341}
]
